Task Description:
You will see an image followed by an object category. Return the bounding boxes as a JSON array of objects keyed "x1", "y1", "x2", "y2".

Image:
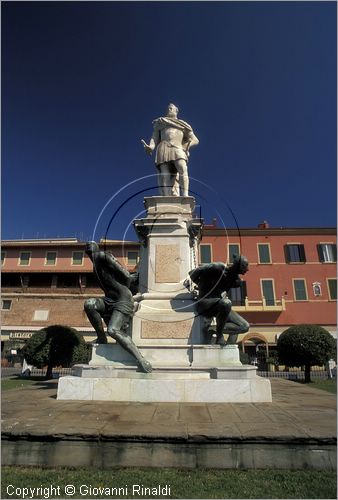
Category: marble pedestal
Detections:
[
  {"x1": 132, "y1": 196, "x2": 204, "y2": 344},
  {"x1": 57, "y1": 196, "x2": 272, "y2": 403},
  {"x1": 57, "y1": 362, "x2": 271, "y2": 402},
  {"x1": 57, "y1": 344, "x2": 272, "y2": 402}
]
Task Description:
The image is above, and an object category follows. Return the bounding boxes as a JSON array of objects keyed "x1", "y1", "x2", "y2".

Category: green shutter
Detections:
[
  {"x1": 284, "y1": 245, "x2": 291, "y2": 263},
  {"x1": 317, "y1": 244, "x2": 324, "y2": 263},
  {"x1": 200, "y1": 245, "x2": 211, "y2": 264},
  {"x1": 299, "y1": 245, "x2": 306, "y2": 263},
  {"x1": 262, "y1": 280, "x2": 275, "y2": 305},
  {"x1": 259, "y1": 244, "x2": 271, "y2": 263},
  {"x1": 229, "y1": 244, "x2": 240, "y2": 263},
  {"x1": 294, "y1": 279, "x2": 307, "y2": 300},
  {"x1": 328, "y1": 279, "x2": 337, "y2": 300}
]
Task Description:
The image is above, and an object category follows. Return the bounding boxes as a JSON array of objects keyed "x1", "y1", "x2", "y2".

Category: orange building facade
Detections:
[
  {"x1": 1, "y1": 224, "x2": 337, "y2": 363},
  {"x1": 199, "y1": 222, "x2": 337, "y2": 359},
  {"x1": 1, "y1": 238, "x2": 140, "y2": 346}
]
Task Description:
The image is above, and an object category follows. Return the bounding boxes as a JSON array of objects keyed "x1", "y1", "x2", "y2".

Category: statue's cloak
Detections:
[
  {"x1": 152, "y1": 117, "x2": 194, "y2": 165},
  {"x1": 152, "y1": 116, "x2": 193, "y2": 133}
]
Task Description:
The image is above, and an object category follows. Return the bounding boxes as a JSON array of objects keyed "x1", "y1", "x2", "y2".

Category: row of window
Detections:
[
  {"x1": 2, "y1": 244, "x2": 335, "y2": 267},
  {"x1": 1, "y1": 250, "x2": 139, "y2": 267},
  {"x1": 2, "y1": 273, "x2": 99, "y2": 289},
  {"x1": 200, "y1": 243, "x2": 337, "y2": 265},
  {"x1": 2, "y1": 277, "x2": 336, "y2": 311},
  {"x1": 229, "y1": 277, "x2": 337, "y2": 305}
]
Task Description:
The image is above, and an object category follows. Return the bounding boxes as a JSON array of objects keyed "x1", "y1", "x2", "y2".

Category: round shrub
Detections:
[
  {"x1": 239, "y1": 351, "x2": 250, "y2": 365},
  {"x1": 277, "y1": 324, "x2": 336, "y2": 382},
  {"x1": 22, "y1": 325, "x2": 90, "y2": 378}
]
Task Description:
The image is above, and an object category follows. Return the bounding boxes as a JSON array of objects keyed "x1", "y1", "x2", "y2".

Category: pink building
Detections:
[
  {"x1": 1, "y1": 225, "x2": 336, "y2": 365},
  {"x1": 199, "y1": 222, "x2": 336, "y2": 359}
]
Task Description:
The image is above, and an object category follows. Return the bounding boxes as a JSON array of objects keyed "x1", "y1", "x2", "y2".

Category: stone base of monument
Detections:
[
  {"x1": 57, "y1": 344, "x2": 272, "y2": 402},
  {"x1": 89, "y1": 342, "x2": 243, "y2": 367}
]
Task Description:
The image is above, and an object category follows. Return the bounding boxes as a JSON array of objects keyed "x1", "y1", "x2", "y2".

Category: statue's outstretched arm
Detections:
[
  {"x1": 141, "y1": 125, "x2": 160, "y2": 155},
  {"x1": 141, "y1": 138, "x2": 155, "y2": 155}
]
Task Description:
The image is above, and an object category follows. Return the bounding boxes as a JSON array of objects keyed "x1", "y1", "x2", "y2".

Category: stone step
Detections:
[{"x1": 57, "y1": 375, "x2": 272, "y2": 402}]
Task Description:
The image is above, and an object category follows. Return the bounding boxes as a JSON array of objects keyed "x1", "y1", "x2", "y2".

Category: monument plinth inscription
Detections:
[
  {"x1": 155, "y1": 245, "x2": 181, "y2": 283},
  {"x1": 141, "y1": 319, "x2": 193, "y2": 340}
]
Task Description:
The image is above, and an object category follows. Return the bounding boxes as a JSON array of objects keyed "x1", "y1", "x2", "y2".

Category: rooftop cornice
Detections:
[
  {"x1": 202, "y1": 227, "x2": 337, "y2": 237},
  {"x1": 2, "y1": 228, "x2": 336, "y2": 247},
  {"x1": 1, "y1": 240, "x2": 140, "y2": 248}
]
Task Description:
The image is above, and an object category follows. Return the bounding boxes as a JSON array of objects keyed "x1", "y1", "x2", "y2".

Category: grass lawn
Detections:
[
  {"x1": 297, "y1": 378, "x2": 337, "y2": 394},
  {"x1": 1, "y1": 376, "x2": 46, "y2": 391},
  {"x1": 1, "y1": 467, "x2": 337, "y2": 499}
]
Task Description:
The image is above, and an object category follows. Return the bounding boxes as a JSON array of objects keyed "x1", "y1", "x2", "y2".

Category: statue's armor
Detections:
[
  {"x1": 151, "y1": 116, "x2": 196, "y2": 166},
  {"x1": 155, "y1": 126, "x2": 188, "y2": 165}
]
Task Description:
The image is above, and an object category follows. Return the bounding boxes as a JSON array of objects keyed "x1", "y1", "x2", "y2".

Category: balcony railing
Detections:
[{"x1": 233, "y1": 296, "x2": 286, "y2": 312}]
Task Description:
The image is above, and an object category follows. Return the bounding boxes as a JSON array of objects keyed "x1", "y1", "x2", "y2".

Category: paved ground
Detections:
[{"x1": 1, "y1": 378, "x2": 336, "y2": 441}]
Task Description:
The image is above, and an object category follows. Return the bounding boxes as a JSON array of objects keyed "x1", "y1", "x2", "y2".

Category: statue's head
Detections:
[
  {"x1": 85, "y1": 241, "x2": 99, "y2": 258},
  {"x1": 166, "y1": 103, "x2": 179, "y2": 118},
  {"x1": 237, "y1": 256, "x2": 249, "y2": 275}
]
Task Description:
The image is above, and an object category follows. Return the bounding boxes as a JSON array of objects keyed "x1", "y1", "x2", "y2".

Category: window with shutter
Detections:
[
  {"x1": 258, "y1": 244, "x2": 271, "y2": 263},
  {"x1": 284, "y1": 244, "x2": 306, "y2": 263},
  {"x1": 293, "y1": 279, "x2": 307, "y2": 300},
  {"x1": 1, "y1": 299, "x2": 12, "y2": 310},
  {"x1": 328, "y1": 279, "x2": 337, "y2": 300},
  {"x1": 127, "y1": 251, "x2": 139, "y2": 266},
  {"x1": 45, "y1": 251, "x2": 57, "y2": 265},
  {"x1": 19, "y1": 252, "x2": 31, "y2": 266},
  {"x1": 200, "y1": 244, "x2": 212, "y2": 264},
  {"x1": 318, "y1": 244, "x2": 337, "y2": 263},
  {"x1": 228, "y1": 281, "x2": 247, "y2": 306},
  {"x1": 72, "y1": 251, "x2": 84, "y2": 265},
  {"x1": 228, "y1": 244, "x2": 240, "y2": 263},
  {"x1": 261, "y1": 280, "x2": 275, "y2": 306}
]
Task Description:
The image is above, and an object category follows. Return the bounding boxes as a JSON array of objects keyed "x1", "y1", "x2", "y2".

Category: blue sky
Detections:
[{"x1": 2, "y1": 1, "x2": 337, "y2": 242}]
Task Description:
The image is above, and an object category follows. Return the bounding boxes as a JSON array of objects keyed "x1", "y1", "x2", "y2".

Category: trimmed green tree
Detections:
[
  {"x1": 239, "y1": 351, "x2": 250, "y2": 365},
  {"x1": 22, "y1": 325, "x2": 91, "y2": 379},
  {"x1": 277, "y1": 324, "x2": 336, "y2": 383}
]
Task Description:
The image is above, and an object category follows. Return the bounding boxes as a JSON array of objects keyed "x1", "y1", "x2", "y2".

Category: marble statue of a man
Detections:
[{"x1": 142, "y1": 103, "x2": 199, "y2": 197}]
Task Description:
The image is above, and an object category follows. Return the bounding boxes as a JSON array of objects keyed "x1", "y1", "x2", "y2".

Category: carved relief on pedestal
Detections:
[
  {"x1": 155, "y1": 244, "x2": 181, "y2": 283},
  {"x1": 141, "y1": 319, "x2": 193, "y2": 339}
]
